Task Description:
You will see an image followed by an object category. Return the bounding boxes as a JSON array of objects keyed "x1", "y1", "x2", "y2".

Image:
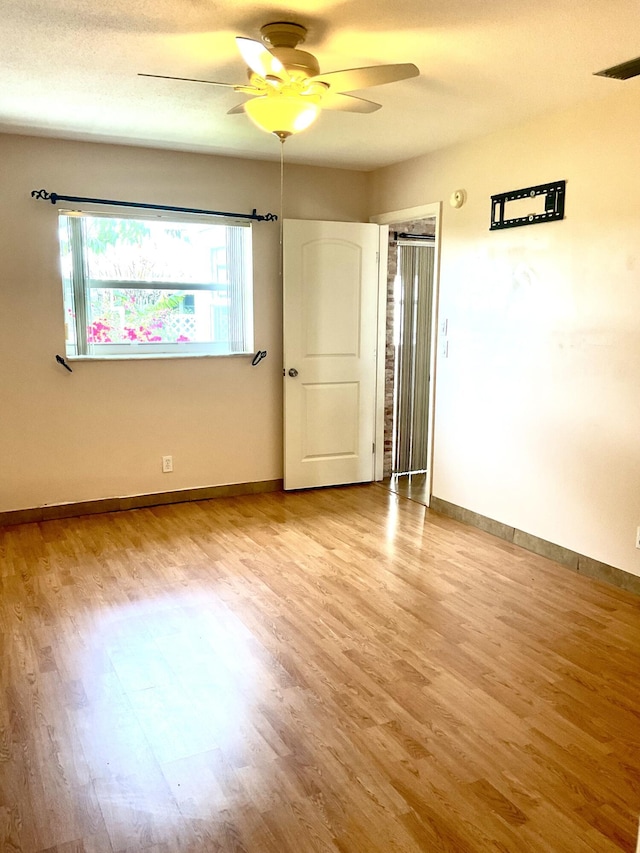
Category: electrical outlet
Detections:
[
  {"x1": 636, "y1": 526, "x2": 640, "y2": 549},
  {"x1": 162, "y1": 455, "x2": 173, "y2": 473}
]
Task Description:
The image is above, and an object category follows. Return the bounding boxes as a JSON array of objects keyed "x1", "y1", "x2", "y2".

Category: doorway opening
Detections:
[{"x1": 381, "y1": 214, "x2": 438, "y2": 505}]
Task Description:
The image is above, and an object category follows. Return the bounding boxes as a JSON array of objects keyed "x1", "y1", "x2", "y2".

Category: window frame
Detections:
[{"x1": 59, "y1": 208, "x2": 254, "y2": 360}]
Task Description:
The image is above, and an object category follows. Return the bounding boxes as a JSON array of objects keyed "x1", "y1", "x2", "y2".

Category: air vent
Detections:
[{"x1": 594, "y1": 56, "x2": 640, "y2": 80}]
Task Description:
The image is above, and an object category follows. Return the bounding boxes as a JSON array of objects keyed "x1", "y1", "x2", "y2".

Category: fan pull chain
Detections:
[{"x1": 279, "y1": 137, "x2": 285, "y2": 276}]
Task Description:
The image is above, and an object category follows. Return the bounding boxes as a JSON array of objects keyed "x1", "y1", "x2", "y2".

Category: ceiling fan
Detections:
[{"x1": 140, "y1": 21, "x2": 419, "y2": 140}]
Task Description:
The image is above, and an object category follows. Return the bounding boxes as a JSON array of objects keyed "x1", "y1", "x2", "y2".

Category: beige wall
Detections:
[
  {"x1": 370, "y1": 87, "x2": 640, "y2": 578},
  {"x1": 0, "y1": 134, "x2": 368, "y2": 511}
]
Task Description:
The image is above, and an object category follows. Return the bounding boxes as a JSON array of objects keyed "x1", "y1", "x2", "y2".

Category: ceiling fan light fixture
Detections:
[{"x1": 245, "y1": 93, "x2": 321, "y2": 139}]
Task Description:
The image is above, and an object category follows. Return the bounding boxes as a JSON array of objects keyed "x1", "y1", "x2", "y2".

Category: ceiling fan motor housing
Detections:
[
  {"x1": 260, "y1": 22, "x2": 320, "y2": 79},
  {"x1": 260, "y1": 22, "x2": 307, "y2": 48},
  {"x1": 273, "y1": 47, "x2": 320, "y2": 79}
]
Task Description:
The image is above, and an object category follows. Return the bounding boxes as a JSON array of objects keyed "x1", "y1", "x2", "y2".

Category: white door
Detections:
[{"x1": 283, "y1": 219, "x2": 380, "y2": 491}]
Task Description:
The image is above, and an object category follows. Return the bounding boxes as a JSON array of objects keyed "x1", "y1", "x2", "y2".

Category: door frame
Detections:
[{"x1": 370, "y1": 202, "x2": 442, "y2": 505}]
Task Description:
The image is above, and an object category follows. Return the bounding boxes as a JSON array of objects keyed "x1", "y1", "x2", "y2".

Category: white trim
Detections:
[
  {"x1": 83, "y1": 341, "x2": 240, "y2": 357},
  {"x1": 370, "y1": 202, "x2": 440, "y2": 227},
  {"x1": 374, "y1": 225, "x2": 389, "y2": 481},
  {"x1": 425, "y1": 204, "x2": 443, "y2": 509},
  {"x1": 66, "y1": 351, "x2": 253, "y2": 362},
  {"x1": 87, "y1": 279, "x2": 219, "y2": 291},
  {"x1": 58, "y1": 206, "x2": 251, "y2": 228}
]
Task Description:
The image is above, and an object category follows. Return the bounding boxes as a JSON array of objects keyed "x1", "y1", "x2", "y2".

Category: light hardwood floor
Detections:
[
  {"x1": 382, "y1": 474, "x2": 430, "y2": 505},
  {"x1": 1, "y1": 484, "x2": 639, "y2": 852}
]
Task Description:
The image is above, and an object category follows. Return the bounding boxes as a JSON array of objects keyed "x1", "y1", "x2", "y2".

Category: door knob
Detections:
[{"x1": 288, "y1": 368, "x2": 299, "y2": 378}]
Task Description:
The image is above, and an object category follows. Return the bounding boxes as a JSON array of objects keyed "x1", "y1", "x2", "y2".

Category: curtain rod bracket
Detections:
[
  {"x1": 55, "y1": 354, "x2": 73, "y2": 372},
  {"x1": 31, "y1": 189, "x2": 277, "y2": 222}
]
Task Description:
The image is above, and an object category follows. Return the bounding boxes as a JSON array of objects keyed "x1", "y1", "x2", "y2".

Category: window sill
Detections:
[{"x1": 65, "y1": 352, "x2": 254, "y2": 362}]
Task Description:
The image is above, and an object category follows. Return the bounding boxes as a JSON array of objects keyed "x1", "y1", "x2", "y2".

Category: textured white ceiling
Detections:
[{"x1": 1, "y1": 0, "x2": 639, "y2": 170}]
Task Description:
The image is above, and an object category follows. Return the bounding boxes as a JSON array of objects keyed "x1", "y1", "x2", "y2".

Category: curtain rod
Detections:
[
  {"x1": 393, "y1": 231, "x2": 435, "y2": 241},
  {"x1": 31, "y1": 189, "x2": 278, "y2": 222}
]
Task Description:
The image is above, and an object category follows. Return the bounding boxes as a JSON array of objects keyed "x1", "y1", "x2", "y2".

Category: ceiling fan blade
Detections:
[
  {"x1": 320, "y1": 92, "x2": 382, "y2": 113},
  {"x1": 227, "y1": 103, "x2": 248, "y2": 115},
  {"x1": 236, "y1": 37, "x2": 288, "y2": 82},
  {"x1": 138, "y1": 73, "x2": 240, "y2": 87},
  {"x1": 314, "y1": 63, "x2": 419, "y2": 93},
  {"x1": 139, "y1": 74, "x2": 263, "y2": 96}
]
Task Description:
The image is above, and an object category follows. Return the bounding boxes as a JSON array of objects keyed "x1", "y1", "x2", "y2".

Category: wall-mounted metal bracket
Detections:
[
  {"x1": 55, "y1": 354, "x2": 73, "y2": 372},
  {"x1": 490, "y1": 180, "x2": 565, "y2": 231}
]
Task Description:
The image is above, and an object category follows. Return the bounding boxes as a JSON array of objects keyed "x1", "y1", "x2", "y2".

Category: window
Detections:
[{"x1": 59, "y1": 212, "x2": 253, "y2": 358}]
